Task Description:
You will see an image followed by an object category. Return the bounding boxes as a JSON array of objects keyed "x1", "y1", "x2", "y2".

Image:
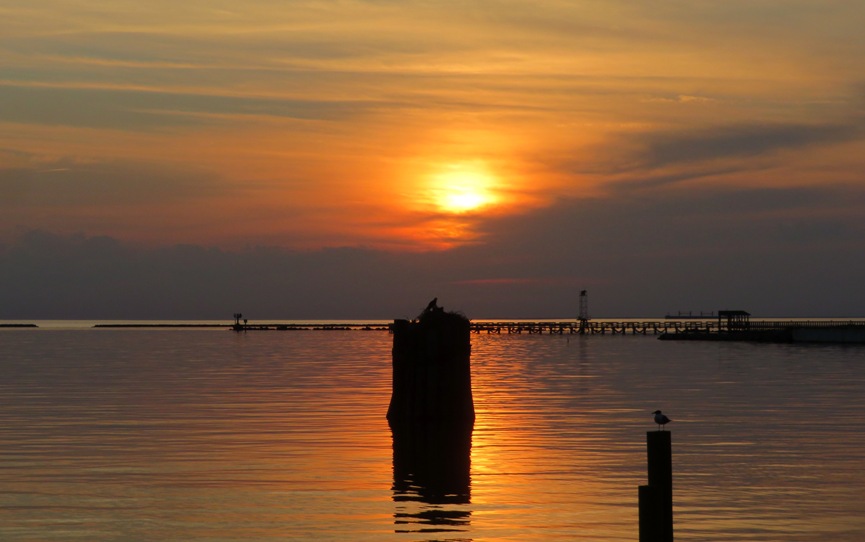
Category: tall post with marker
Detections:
[
  {"x1": 639, "y1": 414, "x2": 673, "y2": 542},
  {"x1": 578, "y1": 290, "x2": 589, "y2": 334}
]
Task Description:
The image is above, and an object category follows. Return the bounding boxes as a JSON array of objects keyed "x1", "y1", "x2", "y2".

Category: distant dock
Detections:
[
  {"x1": 228, "y1": 318, "x2": 865, "y2": 341},
  {"x1": 224, "y1": 320, "x2": 708, "y2": 334},
  {"x1": 658, "y1": 310, "x2": 865, "y2": 343},
  {"x1": 88, "y1": 318, "x2": 865, "y2": 343},
  {"x1": 665, "y1": 311, "x2": 716, "y2": 319},
  {"x1": 658, "y1": 321, "x2": 865, "y2": 343},
  {"x1": 471, "y1": 320, "x2": 705, "y2": 335}
]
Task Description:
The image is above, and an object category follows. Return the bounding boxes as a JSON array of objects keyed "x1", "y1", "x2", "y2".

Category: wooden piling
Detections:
[
  {"x1": 638, "y1": 485, "x2": 662, "y2": 542},
  {"x1": 639, "y1": 430, "x2": 673, "y2": 542},
  {"x1": 386, "y1": 305, "x2": 474, "y2": 423}
]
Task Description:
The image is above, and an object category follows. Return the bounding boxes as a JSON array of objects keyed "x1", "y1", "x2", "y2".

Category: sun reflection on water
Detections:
[{"x1": 3, "y1": 330, "x2": 865, "y2": 540}]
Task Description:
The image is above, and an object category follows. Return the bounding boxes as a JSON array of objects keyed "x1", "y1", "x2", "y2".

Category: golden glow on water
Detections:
[
  {"x1": 2, "y1": 329, "x2": 865, "y2": 540},
  {"x1": 468, "y1": 335, "x2": 642, "y2": 539}
]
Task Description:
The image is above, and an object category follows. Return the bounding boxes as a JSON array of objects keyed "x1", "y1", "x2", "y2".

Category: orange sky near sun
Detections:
[{"x1": 2, "y1": 1, "x2": 864, "y2": 250}]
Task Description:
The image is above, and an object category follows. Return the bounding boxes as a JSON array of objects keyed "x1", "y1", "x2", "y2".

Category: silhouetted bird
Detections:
[
  {"x1": 653, "y1": 410, "x2": 671, "y2": 431},
  {"x1": 417, "y1": 297, "x2": 442, "y2": 320}
]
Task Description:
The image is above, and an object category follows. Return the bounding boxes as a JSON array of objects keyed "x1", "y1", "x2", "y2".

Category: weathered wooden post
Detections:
[
  {"x1": 639, "y1": 430, "x2": 673, "y2": 542},
  {"x1": 386, "y1": 300, "x2": 474, "y2": 423},
  {"x1": 388, "y1": 300, "x2": 475, "y2": 532},
  {"x1": 638, "y1": 484, "x2": 663, "y2": 541}
]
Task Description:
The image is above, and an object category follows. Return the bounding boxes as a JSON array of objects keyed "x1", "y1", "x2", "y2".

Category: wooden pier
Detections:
[
  {"x1": 468, "y1": 319, "x2": 865, "y2": 340},
  {"x1": 223, "y1": 319, "x2": 865, "y2": 338},
  {"x1": 468, "y1": 320, "x2": 719, "y2": 335},
  {"x1": 96, "y1": 318, "x2": 865, "y2": 341},
  {"x1": 226, "y1": 320, "x2": 709, "y2": 335}
]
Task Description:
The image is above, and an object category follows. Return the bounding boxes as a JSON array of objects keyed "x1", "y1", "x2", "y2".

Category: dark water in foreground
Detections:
[{"x1": 1, "y1": 326, "x2": 864, "y2": 541}]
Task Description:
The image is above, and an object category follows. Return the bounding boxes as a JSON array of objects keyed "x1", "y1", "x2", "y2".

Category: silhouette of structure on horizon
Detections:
[
  {"x1": 718, "y1": 310, "x2": 750, "y2": 331},
  {"x1": 578, "y1": 290, "x2": 590, "y2": 334}
]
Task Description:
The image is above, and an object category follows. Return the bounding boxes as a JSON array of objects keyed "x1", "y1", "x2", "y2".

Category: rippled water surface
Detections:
[{"x1": 2, "y1": 327, "x2": 864, "y2": 541}]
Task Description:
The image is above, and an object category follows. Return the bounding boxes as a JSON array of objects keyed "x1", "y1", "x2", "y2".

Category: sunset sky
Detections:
[{"x1": 2, "y1": 1, "x2": 865, "y2": 319}]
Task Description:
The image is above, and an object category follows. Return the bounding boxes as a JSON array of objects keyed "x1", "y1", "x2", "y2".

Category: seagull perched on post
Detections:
[{"x1": 652, "y1": 410, "x2": 671, "y2": 431}]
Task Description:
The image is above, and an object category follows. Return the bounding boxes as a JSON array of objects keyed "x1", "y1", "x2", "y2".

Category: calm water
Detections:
[{"x1": 1, "y1": 326, "x2": 864, "y2": 541}]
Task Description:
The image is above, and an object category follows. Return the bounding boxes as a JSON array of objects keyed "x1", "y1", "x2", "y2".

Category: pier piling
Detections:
[
  {"x1": 639, "y1": 430, "x2": 673, "y2": 542},
  {"x1": 386, "y1": 301, "x2": 474, "y2": 423}
]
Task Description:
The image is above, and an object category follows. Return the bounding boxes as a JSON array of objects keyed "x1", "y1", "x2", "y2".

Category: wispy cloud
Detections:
[{"x1": 638, "y1": 122, "x2": 863, "y2": 168}]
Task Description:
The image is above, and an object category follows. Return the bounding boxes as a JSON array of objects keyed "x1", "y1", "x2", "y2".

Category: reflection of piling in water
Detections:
[
  {"x1": 391, "y1": 421, "x2": 473, "y2": 533},
  {"x1": 639, "y1": 431, "x2": 674, "y2": 542},
  {"x1": 386, "y1": 302, "x2": 474, "y2": 422},
  {"x1": 391, "y1": 421, "x2": 473, "y2": 505}
]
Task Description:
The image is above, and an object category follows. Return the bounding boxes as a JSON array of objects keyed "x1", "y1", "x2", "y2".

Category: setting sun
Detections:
[{"x1": 429, "y1": 162, "x2": 500, "y2": 214}]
